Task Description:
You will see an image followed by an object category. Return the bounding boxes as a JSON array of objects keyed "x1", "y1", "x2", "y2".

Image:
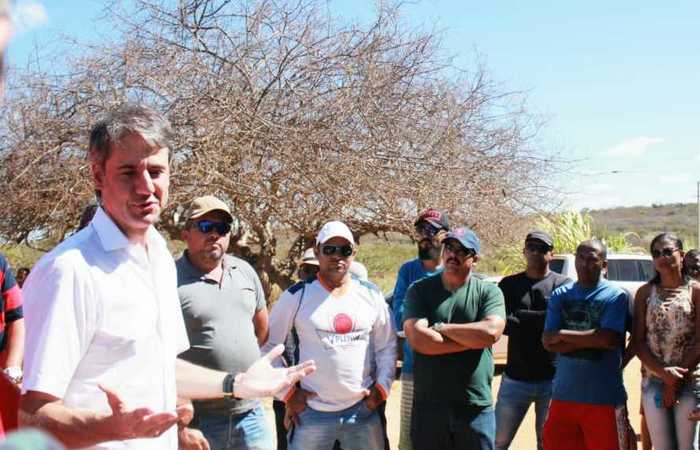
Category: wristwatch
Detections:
[
  {"x1": 223, "y1": 373, "x2": 238, "y2": 399},
  {"x1": 431, "y1": 322, "x2": 446, "y2": 334}
]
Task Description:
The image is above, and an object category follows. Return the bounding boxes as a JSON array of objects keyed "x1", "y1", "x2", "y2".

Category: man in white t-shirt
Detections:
[
  {"x1": 263, "y1": 221, "x2": 397, "y2": 450},
  {"x1": 19, "y1": 104, "x2": 315, "y2": 450}
]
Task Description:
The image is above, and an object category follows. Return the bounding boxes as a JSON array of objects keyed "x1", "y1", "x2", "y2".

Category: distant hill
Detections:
[{"x1": 586, "y1": 203, "x2": 698, "y2": 247}]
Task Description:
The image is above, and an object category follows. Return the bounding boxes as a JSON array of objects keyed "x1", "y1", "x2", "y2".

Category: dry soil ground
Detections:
[{"x1": 265, "y1": 358, "x2": 645, "y2": 450}]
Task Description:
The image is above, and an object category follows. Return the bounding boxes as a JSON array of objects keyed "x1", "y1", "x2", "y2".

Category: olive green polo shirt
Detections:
[{"x1": 403, "y1": 273, "x2": 505, "y2": 407}]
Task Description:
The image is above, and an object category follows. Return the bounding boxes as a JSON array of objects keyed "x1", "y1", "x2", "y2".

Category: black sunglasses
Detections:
[
  {"x1": 651, "y1": 247, "x2": 679, "y2": 259},
  {"x1": 193, "y1": 220, "x2": 231, "y2": 236},
  {"x1": 415, "y1": 222, "x2": 440, "y2": 238},
  {"x1": 525, "y1": 241, "x2": 551, "y2": 254},
  {"x1": 321, "y1": 244, "x2": 354, "y2": 258},
  {"x1": 443, "y1": 241, "x2": 474, "y2": 259}
]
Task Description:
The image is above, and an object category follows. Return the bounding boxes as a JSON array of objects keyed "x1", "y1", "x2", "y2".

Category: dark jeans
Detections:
[
  {"x1": 411, "y1": 403, "x2": 495, "y2": 450},
  {"x1": 273, "y1": 400, "x2": 390, "y2": 450}
]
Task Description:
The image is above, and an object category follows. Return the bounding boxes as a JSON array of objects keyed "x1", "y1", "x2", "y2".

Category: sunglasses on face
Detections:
[
  {"x1": 415, "y1": 222, "x2": 440, "y2": 238},
  {"x1": 651, "y1": 247, "x2": 679, "y2": 259},
  {"x1": 443, "y1": 241, "x2": 474, "y2": 259},
  {"x1": 193, "y1": 220, "x2": 231, "y2": 236},
  {"x1": 525, "y1": 241, "x2": 551, "y2": 254},
  {"x1": 321, "y1": 244, "x2": 354, "y2": 258}
]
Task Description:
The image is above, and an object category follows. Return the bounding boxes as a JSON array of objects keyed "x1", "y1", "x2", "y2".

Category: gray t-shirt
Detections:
[{"x1": 176, "y1": 253, "x2": 266, "y2": 416}]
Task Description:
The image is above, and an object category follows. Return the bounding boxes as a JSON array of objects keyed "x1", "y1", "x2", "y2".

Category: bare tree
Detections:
[{"x1": 0, "y1": 0, "x2": 556, "y2": 295}]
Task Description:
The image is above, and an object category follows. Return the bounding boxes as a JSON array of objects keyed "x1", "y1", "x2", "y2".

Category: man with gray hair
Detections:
[{"x1": 19, "y1": 104, "x2": 315, "y2": 450}]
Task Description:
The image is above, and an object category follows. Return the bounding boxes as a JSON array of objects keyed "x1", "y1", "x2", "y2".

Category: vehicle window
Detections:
[
  {"x1": 607, "y1": 259, "x2": 652, "y2": 282},
  {"x1": 549, "y1": 259, "x2": 564, "y2": 274},
  {"x1": 639, "y1": 260, "x2": 654, "y2": 281}
]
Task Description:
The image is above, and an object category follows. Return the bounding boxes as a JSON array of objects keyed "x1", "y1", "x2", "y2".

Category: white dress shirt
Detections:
[{"x1": 22, "y1": 207, "x2": 189, "y2": 450}]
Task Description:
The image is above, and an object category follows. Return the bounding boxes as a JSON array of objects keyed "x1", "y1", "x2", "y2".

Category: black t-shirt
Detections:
[{"x1": 499, "y1": 271, "x2": 571, "y2": 381}]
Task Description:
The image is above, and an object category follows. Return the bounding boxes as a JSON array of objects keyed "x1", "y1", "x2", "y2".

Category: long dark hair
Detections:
[{"x1": 649, "y1": 232, "x2": 688, "y2": 285}]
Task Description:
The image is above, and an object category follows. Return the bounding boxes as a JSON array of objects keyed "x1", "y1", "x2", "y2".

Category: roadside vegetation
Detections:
[{"x1": 4, "y1": 203, "x2": 698, "y2": 294}]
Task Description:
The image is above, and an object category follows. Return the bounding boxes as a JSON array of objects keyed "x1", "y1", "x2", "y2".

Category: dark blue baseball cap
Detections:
[{"x1": 444, "y1": 227, "x2": 480, "y2": 254}]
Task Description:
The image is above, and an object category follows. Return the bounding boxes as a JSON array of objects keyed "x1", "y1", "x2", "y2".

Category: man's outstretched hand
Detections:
[
  {"x1": 99, "y1": 385, "x2": 178, "y2": 440},
  {"x1": 234, "y1": 344, "x2": 316, "y2": 399}
]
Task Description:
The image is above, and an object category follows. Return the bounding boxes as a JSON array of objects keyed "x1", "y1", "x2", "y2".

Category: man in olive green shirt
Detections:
[{"x1": 403, "y1": 227, "x2": 505, "y2": 450}]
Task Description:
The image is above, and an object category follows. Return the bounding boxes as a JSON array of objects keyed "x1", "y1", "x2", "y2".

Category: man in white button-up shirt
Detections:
[{"x1": 19, "y1": 104, "x2": 315, "y2": 450}]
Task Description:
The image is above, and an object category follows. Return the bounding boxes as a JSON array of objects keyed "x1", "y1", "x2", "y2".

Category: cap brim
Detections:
[
  {"x1": 415, "y1": 218, "x2": 444, "y2": 229},
  {"x1": 317, "y1": 235, "x2": 354, "y2": 245},
  {"x1": 525, "y1": 237, "x2": 553, "y2": 247},
  {"x1": 300, "y1": 260, "x2": 320, "y2": 266}
]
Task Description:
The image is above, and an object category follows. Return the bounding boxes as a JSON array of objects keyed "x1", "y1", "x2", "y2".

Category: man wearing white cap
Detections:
[
  {"x1": 263, "y1": 221, "x2": 397, "y2": 450},
  {"x1": 297, "y1": 248, "x2": 320, "y2": 282}
]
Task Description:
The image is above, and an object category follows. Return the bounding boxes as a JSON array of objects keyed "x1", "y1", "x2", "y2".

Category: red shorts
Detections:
[{"x1": 543, "y1": 400, "x2": 633, "y2": 450}]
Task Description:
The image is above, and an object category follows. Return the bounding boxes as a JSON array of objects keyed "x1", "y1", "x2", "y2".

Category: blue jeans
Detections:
[
  {"x1": 287, "y1": 400, "x2": 384, "y2": 450},
  {"x1": 641, "y1": 377, "x2": 699, "y2": 450},
  {"x1": 198, "y1": 406, "x2": 274, "y2": 450},
  {"x1": 495, "y1": 374, "x2": 552, "y2": 450},
  {"x1": 411, "y1": 403, "x2": 495, "y2": 450}
]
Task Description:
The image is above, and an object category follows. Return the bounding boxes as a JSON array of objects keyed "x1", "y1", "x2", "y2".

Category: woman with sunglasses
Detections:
[{"x1": 633, "y1": 233, "x2": 700, "y2": 450}]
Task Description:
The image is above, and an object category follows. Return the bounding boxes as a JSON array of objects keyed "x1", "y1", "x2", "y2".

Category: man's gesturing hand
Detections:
[
  {"x1": 99, "y1": 385, "x2": 178, "y2": 440},
  {"x1": 234, "y1": 344, "x2": 316, "y2": 399}
]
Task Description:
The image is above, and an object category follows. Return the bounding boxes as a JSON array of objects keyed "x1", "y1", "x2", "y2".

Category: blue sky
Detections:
[{"x1": 7, "y1": 0, "x2": 700, "y2": 211}]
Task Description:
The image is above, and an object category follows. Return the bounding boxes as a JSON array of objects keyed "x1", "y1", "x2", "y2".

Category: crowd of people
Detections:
[
  {"x1": 2, "y1": 6, "x2": 700, "y2": 450},
  {"x1": 0, "y1": 104, "x2": 696, "y2": 450}
]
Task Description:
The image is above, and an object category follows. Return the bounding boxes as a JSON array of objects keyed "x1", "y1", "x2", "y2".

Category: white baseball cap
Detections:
[
  {"x1": 316, "y1": 221, "x2": 355, "y2": 245},
  {"x1": 299, "y1": 248, "x2": 319, "y2": 266}
]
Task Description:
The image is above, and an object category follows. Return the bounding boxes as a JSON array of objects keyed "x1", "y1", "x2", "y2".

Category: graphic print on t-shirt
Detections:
[
  {"x1": 315, "y1": 310, "x2": 370, "y2": 350},
  {"x1": 333, "y1": 313, "x2": 353, "y2": 334},
  {"x1": 561, "y1": 298, "x2": 606, "y2": 360}
]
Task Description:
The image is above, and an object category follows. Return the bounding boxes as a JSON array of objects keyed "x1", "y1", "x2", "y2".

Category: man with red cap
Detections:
[{"x1": 391, "y1": 208, "x2": 449, "y2": 450}]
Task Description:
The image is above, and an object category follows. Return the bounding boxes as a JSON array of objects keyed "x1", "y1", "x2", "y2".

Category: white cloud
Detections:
[
  {"x1": 12, "y1": 1, "x2": 48, "y2": 32},
  {"x1": 607, "y1": 136, "x2": 664, "y2": 157}
]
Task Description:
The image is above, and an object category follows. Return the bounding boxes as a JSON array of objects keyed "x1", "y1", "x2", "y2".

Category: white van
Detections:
[{"x1": 548, "y1": 253, "x2": 653, "y2": 298}]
